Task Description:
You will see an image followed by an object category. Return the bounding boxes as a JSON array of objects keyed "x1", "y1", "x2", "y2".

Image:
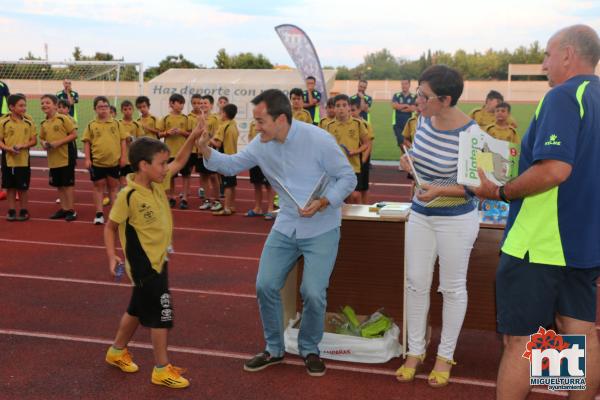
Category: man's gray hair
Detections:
[{"x1": 556, "y1": 24, "x2": 600, "y2": 67}]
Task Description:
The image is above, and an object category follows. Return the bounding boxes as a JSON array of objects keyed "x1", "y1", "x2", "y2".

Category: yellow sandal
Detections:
[
  {"x1": 428, "y1": 355, "x2": 457, "y2": 388},
  {"x1": 395, "y1": 353, "x2": 426, "y2": 382}
]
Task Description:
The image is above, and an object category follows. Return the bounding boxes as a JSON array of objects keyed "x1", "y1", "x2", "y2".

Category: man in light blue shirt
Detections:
[{"x1": 196, "y1": 89, "x2": 356, "y2": 377}]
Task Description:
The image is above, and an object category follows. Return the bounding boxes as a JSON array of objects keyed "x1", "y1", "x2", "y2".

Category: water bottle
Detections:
[{"x1": 114, "y1": 262, "x2": 125, "y2": 282}]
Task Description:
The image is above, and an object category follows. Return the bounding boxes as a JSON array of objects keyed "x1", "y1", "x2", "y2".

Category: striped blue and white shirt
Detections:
[{"x1": 409, "y1": 116, "x2": 479, "y2": 216}]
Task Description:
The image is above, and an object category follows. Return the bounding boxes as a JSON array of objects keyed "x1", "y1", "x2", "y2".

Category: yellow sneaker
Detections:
[
  {"x1": 102, "y1": 197, "x2": 110, "y2": 206},
  {"x1": 151, "y1": 364, "x2": 190, "y2": 389},
  {"x1": 105, "y1": 346, "x2": 139, "y2": 373}
]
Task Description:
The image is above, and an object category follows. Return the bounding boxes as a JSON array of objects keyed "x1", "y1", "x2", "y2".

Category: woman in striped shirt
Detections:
[{"x1": 396, "y1": 65, "x2": 482, "y2": 388}]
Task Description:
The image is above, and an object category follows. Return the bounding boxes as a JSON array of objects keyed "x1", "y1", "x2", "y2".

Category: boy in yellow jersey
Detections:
[
  {"x1": 104, "y1": 127, "x2": 202, "y2": 389},
  {"x1": 57, "y1": 99, "x2": 76, "y2": 124},
  {"x1": 0, "y1": 94, "x2": 37, "y2": 221},
  {"x1": 210, "y1": 104, "x2": 238, "y2": 215},
  {"x1": 470, "y1": 90, "x2": 518, "y2": 129},
  {"x1": 119, "y1": 100, "x2": 144, "y2": 186},
  {"x1": 401, "y1": 110, "x2": 420, "y2": 148},
  {"x1": 290, "y1": 88, "x2": 313, "y2": 123},
  {"x1": 484, "y1": 102, "x2": 520, "y2": 144},
  {"x1": 157, "y1": 94, "x2": 193, "y2": 209},
  {"x1": 39, "y1": 94, "x2": 78, "y2": 221},
  {"x1": 318, "y1": 97, "x2": 336, "y2": 129},
  {"x1": 197, "y1": 95, "x2": 223, "y2": 211},
  {"x1": 326, "y1": 94, "x2": 369, "y2": 204},
  {"x1": 187, "y1": 94, "x2": 203, "y2": 202},
  {"x1": 246, "y1": 119, "x2": 276, "y2": 220},
  {"x1": 350, "y1": 99, "x2": 374, "y2": 204},
  {"x1": 83, "y1": 96, "x2": 128, "y2": 225},
  {"x1": 135, "y1": 96, "x2": 160, "y2": 139}
]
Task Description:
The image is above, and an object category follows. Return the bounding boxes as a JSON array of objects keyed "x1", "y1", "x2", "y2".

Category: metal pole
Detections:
[{"x1": 114, "y1": 63, "x2": 121, "y2": 107}]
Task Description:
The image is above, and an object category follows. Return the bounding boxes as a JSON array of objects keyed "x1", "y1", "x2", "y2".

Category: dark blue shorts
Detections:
[{"x1": 496, "y1": 252, "x2": 600, "y2": 336}]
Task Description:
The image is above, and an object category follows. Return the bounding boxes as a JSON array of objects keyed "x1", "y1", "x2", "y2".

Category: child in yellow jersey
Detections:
[
  {"x1": 469, "y1": 90, "x2": 518, "y2": 129},
  {"x1": 135, "y1": 96, "x2": 160, "y2": 139},
  {"x1": 157, "y1": 94, "x2": 193, "y2": 209},
  {"x1": 290, "y1": 88, "x2": 313, "y2": 123},
  {"x1": 246, "y1": 119, "x2": 276, "y2": 220},
  {"x1": 119, "y1": 100, "x2": 144, "y2": 186},
  {"x1": 401, "y1": 110, "x2": 420, "y2": 149},
  {"x1": 0, "y1": 94, "x2": 37, "y2": 221},
  {"x1": 210, "y1": 104, "x2": 238, "y2": 215},
  {"x1": 104, "y1": 126, "x2": 202, "y2": 389},
  {"x1": 57, "y1": 99, "x2": 77, "y2": 125},
  {"x1": 83, "y1": 96, "x2": 128, "y2": 225},
  {"x1": 484, "y1": 102, "x2": 520, "y2": 144},
  {"x1": 350, "y1": 99, "x2": 374, "y2": 204},
  {"x1": 40, "y1": 94, "x2": 78, "y2": 221},
  {"x1": 196, "y1": 95, "x2": 223, "y2": 211},
  {"x1": 326, "y1": 94, "x2": 370, "y2": 204},
  {"x1": 318, "y1": 97, "x2": 336, "y2": 129}
]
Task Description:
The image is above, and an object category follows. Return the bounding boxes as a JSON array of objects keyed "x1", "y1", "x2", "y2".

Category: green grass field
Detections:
[{"x1": 23, "y1": 98, "x2": 536, "y2": 161}]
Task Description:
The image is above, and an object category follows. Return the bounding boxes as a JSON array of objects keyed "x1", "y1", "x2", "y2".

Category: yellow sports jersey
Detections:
[
  {"x1": 82, "y1": 118, "x2": 128, "y2": 168},
  {"x1": 0, "y1": 116, "x2": 36, "y2": 167},
  {"x1": 187, "y1": 112, "x2": 203, "y2": 153},
  {"x1": 158, "y1": 114, "x2": 191, "y2": 157},
  {"x1": 40, "y1": 113, "x2": 76, "y2": 168},
  {"x1": 206, "y1": 114, "x2": 220, "y2": 137},
  {"x1": 293, "y1": 109, "x2": 313, "y2": 124},
  {"x1": 137, "y1": 114, "x2": 159, "y2": 139},
  {"x1": 361, "y1": 119, "x2": 375, "y2": 141},
  {"x1": 485, "y1": 123, "x2": 520, "y2": 144},
  {"x1": 470, "y1": 107, "x2": 517, "y2": 128},
  {"x1": 120, "y1": 119, "x2": 144, "y2": 139},
  {"x1": 326, "y1": 117, "x2": 369, "y2": 173},
  {"x1": 213, "y1": 120, "x2": 238, "y2": 155},
  {"x1": 402, "y1": 115, "x2": 418, "y2": 143},
  {"x1": 318, "y1": 117, "x2": 334, "y2": 129},
  {"x1": 109, "y1": 171, "x2": 173, "y2": 276},
  {"x1": 248, "y1": 120, "x2": 258, "y2": 142}
]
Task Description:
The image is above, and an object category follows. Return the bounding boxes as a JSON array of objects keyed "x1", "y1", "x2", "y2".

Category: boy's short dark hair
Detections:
[
  {"x1": 486, "y1": 90, "x2": 504, "y2": 102},
  {"x1": 120, "y1": 100, "x2": 133, "y2": 110},
  {"x1": 349, "y1": 97, "x2": 361, "y2": 108},
  {"x1": 289, "y1": 88, "x2": 304, "y2": 98},
  {"x1": 110, "y1": 105, "x2": 117, "y2": 114},
  {"x1": 135, "y1": 96, "x2": 150, "y2": 107},
  {"x1": 496, "y1": 102, "x2": 511, "y2": 112},
  {"x1": 8, "y1": 94, "x2": 26, "y2": 107},
  {"x1": 326, "y1": 97, "x2": 336, "y2": 107},
  {"x1": 57, "y1": 99, "x2": 70, "y2": 109},
  {"x1": 129, "y1": 137, "x2": 170, "y2": 172},
  {"x1": 41, "y1": 94, "x2": 58, "y2": 105},
  {"x1": 251, "y1": 89, "x2": 292, "y2": 124},
  {"x1": 218, "y1": 96, "x2": 229, "y2": 103},
  {"x1": 191, "y1": 94, "x2": 203, "y2": 101},
  {"x1": 306, "y1": 76, "x2": 316, "y2": 82},
  {"x1": 93, "y1": 96, "x2": 110, "y2": 108},
  {"x1": 359, "y1": 79, "x2": 368, "y2": 84},
  {"x1": 222, "y1": 104, "x2": 238, "y2": 120},
  {"x1": 418, "y1": 65, "x2": 463, "y2": 107},
  {"x1": 169, "y1": 93, "x2": 185, "y2": 104},
  {"x1": 203, "y1": 95, "x2": 215, "y2": 105},
  {"x1": 333, "y1": 94, "x2": 350, "y2": 105}
]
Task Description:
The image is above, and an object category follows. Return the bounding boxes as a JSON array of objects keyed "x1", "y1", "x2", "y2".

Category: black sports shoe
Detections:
[
  {"x1": 179, "y1": 199, "x2": 188, "y2": 210},
  {"x1": 304, "y1": 354, "x2": 326, "y2": 377},
  {"x1": 50, "y1": 209, "x2": 68, "y2": 219},
  {"x1": 6, "y1": 209, "x2": 16, "y2": 222},
  {"x1": 169, "y1": 198, "x2": 176, "y2": 208},
  {"x1": 243, "y1": 351, "x2": 284, "y2": 372},
  {"x1": 17, "y1": 209, "x2": 30, "y2": 222},
  {"x1": 65, "y1": 210, "x2": 77, "y2": 222}
]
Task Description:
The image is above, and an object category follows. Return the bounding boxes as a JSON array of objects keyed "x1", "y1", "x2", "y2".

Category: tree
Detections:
[
  {"x1": 214, "y1": 49, "x2": 231, "y2": 69},
  {"x1": 145, "y1": 54, "x2": 199, "y2": 80},
  {"x1": 213, "y1": 49, "x2": 273, "y2": 69}
]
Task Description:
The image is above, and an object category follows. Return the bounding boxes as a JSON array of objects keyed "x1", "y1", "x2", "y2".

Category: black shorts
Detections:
[
  {"x1": 120, "y1": 164, "x2": 133, "y2": 177},
  {"x1": 249, "y1": 166, "x2": 270, "y2": 186},
  {"x1": 89, "y1": 165, "x2": 120, "y2": 182},
  {"x1": 127, "y1": 263, "x2": 173, "y2": 329},
  {"x1": 393, "y1": 124, "x2": 405, "y2": 147},
  {"x1": 1, "y1": 166, "x2": 30, "y2": 190},
  {"x1": 353, "y1": 172, "x2": 364, "y2": 192},
  {"x1": 357, "y1": 159, "x2": 370, "y2": 192},
  {"x1": 195, "y1": 155, "x2": 215, "y2": 175},
  {"x1": 49, "y1": 164, "x2": 75, "y2": 187},
  {"x1": 168, "y1": 156, "x2": 194, "y2": 177},
  {"x1": 221, "y1": 175, "x2": 237, "y2": 188},
  {"x1": 496, "y1": 252, "x2": 600, "y2": 336}
]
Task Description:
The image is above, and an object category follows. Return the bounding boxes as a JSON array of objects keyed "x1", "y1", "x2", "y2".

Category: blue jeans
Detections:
[{"x1": 256, "y1": 227, "x2": 340, "y2": 358}]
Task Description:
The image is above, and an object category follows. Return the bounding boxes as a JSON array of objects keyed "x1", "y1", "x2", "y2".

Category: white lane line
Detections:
[
  {"x1": 0, "y1": 272, "x2": 256, "y2": 298},
  {"x1": 0, "y1": 238, "x2": 260, "y2": 261},
  {"x1": 0, "y1": 328, "x2": 572, "y2": 397}
]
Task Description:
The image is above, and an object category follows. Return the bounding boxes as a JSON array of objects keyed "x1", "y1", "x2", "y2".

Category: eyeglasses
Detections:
[{"x1": 416, "y1": 87, "x2": 444, "y2": 102}]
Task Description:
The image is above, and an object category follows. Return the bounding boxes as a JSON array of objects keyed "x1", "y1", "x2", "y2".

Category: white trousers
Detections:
[{"x1": 405, "y1": 209, "x2": 480, "y2": 360}]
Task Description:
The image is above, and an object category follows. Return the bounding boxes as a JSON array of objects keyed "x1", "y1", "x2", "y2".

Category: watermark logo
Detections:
[{"x1": 523, "y1": 327, "x2": 586, "y2": 391}]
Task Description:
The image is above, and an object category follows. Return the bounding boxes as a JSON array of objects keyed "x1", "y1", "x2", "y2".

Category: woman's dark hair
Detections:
[
  {"x1": 251, "y1": 89, "x2": 292, "y2": 124},
  {"x1": 129, "y1": 137, "x2": 169, "y2": 172},
  {"x1": 418, "y1": 65, "x2": 463, "y2": 107}
]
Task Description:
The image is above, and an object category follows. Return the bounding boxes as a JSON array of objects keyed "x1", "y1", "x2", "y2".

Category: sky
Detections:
[{"x1": 1, "y1": 0, "x2": 599, "y2": 69}]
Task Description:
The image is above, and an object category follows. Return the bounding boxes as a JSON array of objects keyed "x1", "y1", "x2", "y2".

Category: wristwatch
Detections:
[{"x1": 498, "y1": 186, "x2": 510, "y2": 203}]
